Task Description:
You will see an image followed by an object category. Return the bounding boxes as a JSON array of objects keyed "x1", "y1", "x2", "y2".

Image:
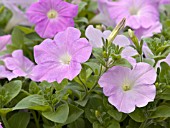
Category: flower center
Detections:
[
  {"x1": 122, "y1": 78, "x2": 133, "y2": 91},
  {"x1": 59, "y1": 53, "x2": 72, "y2": 65},
  {"x1": 122, "y1": 84, "x2": 131, "y2": 91},
  {"x1": 129, "y1": 7, "x2": 139, "y2": 15},
  {"x1": 47, "y1": 9, "x2": 58, "y2": 19}
]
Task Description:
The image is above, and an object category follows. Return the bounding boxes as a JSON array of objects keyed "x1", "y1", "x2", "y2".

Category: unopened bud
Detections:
[
  {"x1": 95, "y1": 110, "x2": 101, "y2": 118},
  {"x1": 128, "y1": 29, "x2": 140, "y2": 50},
  {"x1": 107, "y1": 18, "x2": 126, "y2": 43},
  {"x1": 103, "y1": 51, "x2": 107, "y2": 58}
]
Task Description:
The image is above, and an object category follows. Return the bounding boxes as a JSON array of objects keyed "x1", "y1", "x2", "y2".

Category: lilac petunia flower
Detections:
[
  {"x1": 0, "y1": 122, "x2": 3, "y2": 128},
  {"x1": 159, "y1": 0, "x2": 170, "y2": 4},
  {"x1": 32, "y1": 27, "x2": 92, "y2": 83},
  {"x1": 0, "y1": 66, "x2": 17, "y2": 81},
  {"x1": 4, "y1": 50, "x2": 35, "y2": 78},
  {"x1": 0, "y1": 35, "x2": 11, "y2": 51},
  {"x1": 0, "y1": 35, "x2": 17, "y2": 80},
  {"x1": 85, "y1": 25, "x2": 138, "y2": 58},
  {"x1": 99, "y1": 62, "x2": 156, "y2": 113},
  {"x1": 1, "y1": 0, "x2": 34, "y2": 32},
  {"x1": 108, "y1": 0, "x2": 159, "y2": 29},
  {"x1": 26, "y1": 0, "x2": 78, "y2": 38},
  {"x1": 155, "y1": 53, "x2": 170, "y2": 69},
  {"x1": 91, "y1": 0, "x2": 115, "y2": 27},
  {"x1": 135, "y1": 22, "x2": 162, "y2": 39}
]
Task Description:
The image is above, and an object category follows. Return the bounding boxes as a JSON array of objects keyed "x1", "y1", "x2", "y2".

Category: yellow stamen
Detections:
[{"x1": 47, "y1": 10, "x2": 58, "y2": 19}]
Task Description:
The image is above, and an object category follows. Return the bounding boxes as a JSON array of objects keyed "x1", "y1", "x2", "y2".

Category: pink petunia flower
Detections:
[
  {"x1": 1, "y1": 0, "x2": 34, "y2": 32},
  {"x1": 99, "y1": 62, "x2": 156, "y2": 113},
  {"x1": 32, "y1": 27, "x2": 92, "y2": 83},
  {"x1": 4, "y1": 50, "x2": 35, "y2": 78},
  {"x1": 0, "y1": 35, "x2": 11, "y2": 51},
  {"x1": 159, "y1": 0, "x2": 170, "y2": 4},
  {"x1": 0, "y1": 66, "x2": 17, "y2": 80},
  {"x1": 26, "y1": 0, "x2": 78, "y2": 38},
  {"x1": 0, "y1": 122, "x2": 3, "y2": 128},
  {"x1": 85, "y1": 25, "x2": 138, "y2": 62},
  {"x1": 108, "y1": 0, "x2": 159, "y2": 29},
  {"x1": 135, "y1": 22, "x2": 162, "y2": 39},
  {"x1": 91, "y1": 0, "x2": 115, "y2": 27},
  {"x1": 0, "y1": 35, "x2": 17, "y2": 80},
  {"x1": 155, "y1": 53, "x2": 170, "y2": 69}
]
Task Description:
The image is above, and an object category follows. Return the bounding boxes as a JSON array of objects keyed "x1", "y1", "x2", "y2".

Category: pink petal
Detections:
[
  {"x1": 133, "y1": 84, "x2": 156, "y2": 107},
  {"x1": 85, "y1": 25, "x2": 103, "y2": 48},
  {"x1": 132, "y1": 62, "x2": 157, "y2": 85}
]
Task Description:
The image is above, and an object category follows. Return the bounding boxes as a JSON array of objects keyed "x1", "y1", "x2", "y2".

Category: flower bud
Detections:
[
  {"x1": 128, "y1": 29, "x2": 140, "y2": 49},
  {"x1": 107, "y1": 18, "x2": 126, "y2": 44}
]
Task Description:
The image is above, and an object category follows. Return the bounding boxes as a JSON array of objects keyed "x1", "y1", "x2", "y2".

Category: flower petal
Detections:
[
  {"x1": 133, "y1": 84, "x2": 156, "y2": 107},
  {"x1": 132, "y1": 62, "x2": 157, "y2": 85},
  {"x1": 85, "y1": 25, "x2": 103, "y2": 48}
]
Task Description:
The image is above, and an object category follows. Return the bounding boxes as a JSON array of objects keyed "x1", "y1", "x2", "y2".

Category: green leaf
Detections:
[
  {"x1": 126, "y1": 119, "x2": 140, "y2": 128},
  {"x1": 11, "y1": 27, "x2": 24, "y2": 48},
  {"x1": 85, "y1": 95, "x2": 104, "y2": 123},
  {"x1": 16, "y1": 26, "x2": 34, "y2": 34},
  {"x1": 159, "y1": 87, "x2": 170, "y2": 100},
  {"x1": 0, "y1": 108, "x2": 13, "y2": 115},
  {"x1": 8, "y1": 112, "x2": 30, "y2": 128},
  {"x1": 14, "y1": 95, "x2": 50, "y2": 111},
  {"x1": 67, "y1": 118, "x2": 85, "y2": 128},
  {"x1": 42, "y1": 103, "x2": 69, "y2": 123},
  {"x1": 112, "y1": 58, "x2": 132, "y2": 68},
  {"x1": 107, "y1": 109, "x2": 122, "y2": 122},
  {"x1": 64, "y1": 104, "x2": 84, "y2": 124},
  {"x1": 78, "y1": 2, "x2": 87, "y2": 13},
  {"x1": 29, "y1": 81, "x2": 40, "y2": 94},
  {"x1": 107, "y1": 120, "x2": 120, "y2": 128},
  {"x1": 93, "y1": 122, "x2": 103, "y2": 128},
  {"x1": 93, "y1": 52, "x2": 106, "y2": 66},
  {"x1": 129, "y1": 108, "x2": 146, "y2": 122},
  {"x1": 83, "y1": 61, "x2": 100, "y2": 75},
  {"x1": 75, "y1": 17, "x2": 88, "y2": 24},
  {"x1": 159, "y1": 62, "x2": 170, "y2": 84},
  {"x1": 0, "y1": 80, "x2": 22, "y2": 106},
  {"x1": 151, "y1": 105, "x2": 170, "y2": 118}
]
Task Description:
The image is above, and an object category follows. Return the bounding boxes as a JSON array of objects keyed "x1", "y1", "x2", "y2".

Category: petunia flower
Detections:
[
  {"x1": 90, "y1": 0, "x2": 115, "y2": 27},
  {"x1": 85, "y1": 25, "x2": 137, "y2": 58},
  {"x1": 155, "y1": 53, "x2": 170, "y2": 69},
  {"x1": 0, "y1": 122, "x2": 3, "y2": 128},
  {"x1": 2, "y1": 0, "x2": 37, "y2": 8},
  {"x1": 26, "y1": 0, "x2": 78, "y2": 38},
  {"x1": 0, "y1": 35, "x2": 11, "y2": 51},
  {"x1": 32, "y1": 27, "x2": 92, "y2": 83},
  {"x1": 108, "y1": 0, "x2": 159, "y2": 29},
  {"x1": 0, "y1": 35, "x2": 17, "y2": 80},
  {"x1": 159, "y1": 0, "x2": 170, "y2": 4},
  {"x1": 4, "y1": 50, "x2": 35, "y2": 78},
  {"x1": 135, "y1": 22, "x2": 162, "y2": 39},
  {"x1": 1, "y1": 0, "x2": 33, "y2": 32},
  {"x1": 98, "y1": 62, "x2": 156, "y2": 113},
  {"x1": 0, "y1": 66, "x2": 17, "y2": 80}
]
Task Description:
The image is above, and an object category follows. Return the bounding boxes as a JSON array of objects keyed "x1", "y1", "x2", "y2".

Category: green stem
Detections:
[
  {"x1": 77, "y1": 75, "x2": 88, "y2": 95},
  {"x1": 21, "y1": 89, "x2": 30, "y2": 96},
  {"x1": 153, "y1": 59, "x2": 158, "y2": 67},
  {"x1": 32, "y1": 111, "x2": 40, "y2": 128},
  {"x1": 140, "y1": 54, "x2": 143, "y2": 62},
  {"x1": 1, "y1": 115, "x2": 10, "y2": 128},
  {"x1": 88, "y1": 65, "x2": 103, "y2": 93}
]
